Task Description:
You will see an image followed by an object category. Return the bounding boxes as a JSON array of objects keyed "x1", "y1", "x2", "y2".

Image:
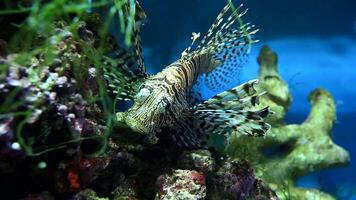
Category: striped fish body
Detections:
[
  {"x1": 114, "y1": 3, "x2": 273, "y2": 147},
  {"x1": 120, "y1": 57, "x2": 206, "y2": 143}
]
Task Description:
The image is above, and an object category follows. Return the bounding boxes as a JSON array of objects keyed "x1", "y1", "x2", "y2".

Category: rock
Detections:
[
  {"x1": 208, "y1": 160, "x2": 255, "y2": 200},
  {"x1": 177, "y1": 150, "x2": 215, "y2": 173},
  {"x1": 155, "y1": 169, "x2": 206, "y2": 200}
]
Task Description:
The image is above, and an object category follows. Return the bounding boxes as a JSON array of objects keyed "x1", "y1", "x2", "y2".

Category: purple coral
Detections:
[
  {"x1": 208, "y1": 160, "x2": 255, "y2": 200},
  {"x1": 207, "y1": 159, "x2": 280, "y2": 200}
]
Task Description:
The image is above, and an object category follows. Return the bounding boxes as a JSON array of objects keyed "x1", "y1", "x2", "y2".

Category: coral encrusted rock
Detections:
[
  {"x1": 155, "y1": 169, "x2": 207, "y2": 200},
  {"x1": 177, "y1": 149, "x2": 215, "y2": 174},
  {"x1": 207, "y1": 159, "x2": 279, "y2": 200}
]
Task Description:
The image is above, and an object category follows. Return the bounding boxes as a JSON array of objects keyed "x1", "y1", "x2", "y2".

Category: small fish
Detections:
[{"x1": 105, "y1": 2, "x2": 272, "y2": 147}]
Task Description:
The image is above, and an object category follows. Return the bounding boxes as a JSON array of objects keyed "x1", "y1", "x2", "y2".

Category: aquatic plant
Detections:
[{"x1": 226, "y1": 45, "x2": 350, "y2": 200}]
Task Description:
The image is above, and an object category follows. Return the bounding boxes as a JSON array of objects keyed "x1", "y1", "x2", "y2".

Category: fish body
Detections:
[{"x1": 109, "y1": 2, "x2": 272, "y2": 147}]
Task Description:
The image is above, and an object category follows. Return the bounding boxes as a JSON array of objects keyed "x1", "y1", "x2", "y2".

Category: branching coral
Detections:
[{"x1": 226, "y1": 45, "x2": 350, "y2": 200}]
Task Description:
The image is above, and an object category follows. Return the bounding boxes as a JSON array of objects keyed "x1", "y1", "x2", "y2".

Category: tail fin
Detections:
[{"x1": 184, "y1": 3, "x2": 258, "y2": 92}]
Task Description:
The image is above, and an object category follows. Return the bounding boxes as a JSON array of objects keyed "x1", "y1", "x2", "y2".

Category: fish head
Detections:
[{"x1": 122, "y1": 81, "x2": 172, "y2": 134}]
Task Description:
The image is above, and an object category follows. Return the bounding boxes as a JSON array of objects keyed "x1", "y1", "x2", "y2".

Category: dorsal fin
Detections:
[
  {"x1": 116, "y1": 0, "x2": 147, "y2": 77},
  {"x1": 102, "y1": 55, "x2": 146, "y2": 101},
  {"x1": 103, "y1": 1, "x2": 147, "y2": 100},
  {"x1": 184, "y1": 3, "x2": 258, "y2": 96},
  {"x1": 129, "y1": 1, "x2": 146, "y2": 76}
]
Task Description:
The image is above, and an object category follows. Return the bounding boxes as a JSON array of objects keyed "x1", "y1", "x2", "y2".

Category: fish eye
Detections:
[{"x1": 137, "y1": 86, "x2": 151, "y2": 99}]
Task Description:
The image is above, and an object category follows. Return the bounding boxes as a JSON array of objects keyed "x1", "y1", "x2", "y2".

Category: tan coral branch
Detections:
[{"x1": 226, "y1": 45, "x2": 350, "y2": 200}]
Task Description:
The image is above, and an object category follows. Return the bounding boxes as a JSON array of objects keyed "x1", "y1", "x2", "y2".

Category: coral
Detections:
[
  {"x1": 65, "y1": 152, "x2": 112, "y2": 192},
  {"x1": 155, "y1": 169, "x2": 207, "y2": 200},
  {"x1": 207, "y1": 159, "x2": 279, "y2": 200},
  {"x1": 0, "y1": 17, "x2": 117, "y2": 199},
  {"x1": 177, "y1": 150, "x2": 215, "y2": 173},
  {"x1": 111, "y1": 180, "x2": 139, "y2": 200},
  {"x1": 249, "y1": 180, "x2": 280, "y2": 200},
  {"x1": 208, "y1": 159, "x2": 256, "y2": 200},
  {"x1": 0, "y1": 22, "x2": 107, "y2": 157},
  {"x1": 74, "y1": 189, "x2": 108, "y2": 200},
  {"x1": 226, "y1": 45, "x2": 350, "y2": 199}
]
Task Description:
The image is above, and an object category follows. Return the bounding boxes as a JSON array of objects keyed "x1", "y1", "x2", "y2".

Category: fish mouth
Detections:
[
  {"x1": 117, "y1": 111, "x2": 149, "y2": 134},
  {"x1": 124, "y1": 115, "x2": 150, "y2": 134}
]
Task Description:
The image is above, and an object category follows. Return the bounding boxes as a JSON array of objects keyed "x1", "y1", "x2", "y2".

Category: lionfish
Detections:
[{"x1": 103, "y1": 2, "x2": 273, "y2": 147}]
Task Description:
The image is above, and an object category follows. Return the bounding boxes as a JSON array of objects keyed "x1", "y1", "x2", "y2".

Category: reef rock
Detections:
[
  {"x1": 207, "y1": 159, "x2": 279, "y2": 200},
  {"x1": 177, "y1": 149, "x2": 215, "y2": 173},
  {"x1": 155, "y1": 169, "x2": 207, "y2": 200}
]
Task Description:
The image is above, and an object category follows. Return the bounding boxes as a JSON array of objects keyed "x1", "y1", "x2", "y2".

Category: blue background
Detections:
[{"x1": 139, "y1": 0, "x2": 356, "y2": 199}]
